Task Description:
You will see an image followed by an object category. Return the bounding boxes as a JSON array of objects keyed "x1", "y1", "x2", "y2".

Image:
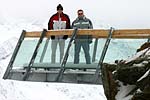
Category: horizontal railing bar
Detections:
[{"x1": 25, "y1": 29, "x2": 150, "y2": 39}]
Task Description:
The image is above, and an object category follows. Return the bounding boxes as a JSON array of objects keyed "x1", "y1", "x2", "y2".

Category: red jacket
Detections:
[{"x1": 48, "y1": 12, "x2": 70, "y2": 39}]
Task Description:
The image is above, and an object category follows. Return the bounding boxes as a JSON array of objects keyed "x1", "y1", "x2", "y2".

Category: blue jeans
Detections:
[{"x1": 74, "y1": 42, "x2": 91, "y2": 64}]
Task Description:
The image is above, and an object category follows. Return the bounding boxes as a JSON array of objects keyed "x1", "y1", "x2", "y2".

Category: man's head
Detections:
[
  {"x1": 77, "y1": 9, "x2": 84, "y2": 16},
  {"x1": 77, "y1": 9, "x2": 84, "y2": 19},
  {"x1": 57, "y1": 4, "x2": 63, "y2": 14}
]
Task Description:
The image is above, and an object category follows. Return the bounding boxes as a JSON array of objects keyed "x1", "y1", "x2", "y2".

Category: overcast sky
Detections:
[{"x1": 0, "y1": 0, "x2": 150, "y2": 28}]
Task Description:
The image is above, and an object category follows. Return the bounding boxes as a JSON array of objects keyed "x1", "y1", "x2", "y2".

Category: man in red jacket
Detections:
[{"x1": 48, "y1": 4, "x2": 71, "y2": 63}]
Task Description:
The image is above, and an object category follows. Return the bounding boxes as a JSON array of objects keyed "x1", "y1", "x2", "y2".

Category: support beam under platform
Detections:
[{"x1": 9, "y1": 68, "x2": 102, "y2": 84}]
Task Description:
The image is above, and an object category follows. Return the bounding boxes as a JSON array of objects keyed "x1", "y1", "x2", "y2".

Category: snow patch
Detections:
[
  {"x1": 0, "y1": 37, "x2": 18, "y2": 60},
  {"x1": 115, "y1": 81, "x2": 136, "y2": 100},
  {"x1": 137, "y1": 69, "x2": 150, "y2": 82}
]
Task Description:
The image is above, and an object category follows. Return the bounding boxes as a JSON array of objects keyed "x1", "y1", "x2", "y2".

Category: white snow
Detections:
[
  {"x1": 125, "y1": 48, "x2": 149, "y2": 64},
  {"x1": 0, "y1": 37, "x2": 17, "y2": 59},
  {"x1": 137, "y1": 69, "x2": 150, "y2": 82},
  {"x1": 115, "y1": 81, "x2": 136, "y2": 100}
]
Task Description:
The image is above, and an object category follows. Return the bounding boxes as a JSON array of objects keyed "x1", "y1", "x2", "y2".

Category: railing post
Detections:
[
  {"x1": 39, "y1": 37, "x2": 50, "y2": 63},
  {"x1": 3, "y1": 30, "x2": 26, "y2": 79},
  {"x1": 22, "y1": 29, "x2": 47, "y2": 81},
  {"x1": 93, "y1": 27, "x2": 114, "y2": 84},
  {"x1": 55, "y1": 28, "x2": 78, "y2": 81},
  {"x1": 92, "y1": 38, "x2": 98, "y2": 62}
]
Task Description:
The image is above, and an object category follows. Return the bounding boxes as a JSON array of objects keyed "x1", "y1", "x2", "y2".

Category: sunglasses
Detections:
[
  {"x1": 78, "y1": 13, "x2": 83, "y2": 15},
  {"x1": 57, "y1": 8, "x2": 63, "y2": 11}
]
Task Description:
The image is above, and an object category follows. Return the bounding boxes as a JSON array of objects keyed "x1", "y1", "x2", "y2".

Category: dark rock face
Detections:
[
  {"x1": 132, "y1": 92, "x2": 150, "y2": 100},
  {"x1": 101, "y1": 46, "x2": 150, "y2": 100},
  {"x1": 101, "y1": 63, "x2": 118, "y2": 100},
  {"x1": 115, "y1": 63, "x2": 148, "y2": 85}
]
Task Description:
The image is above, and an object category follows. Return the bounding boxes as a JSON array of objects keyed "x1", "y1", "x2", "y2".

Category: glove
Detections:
[
  {"x1": 63, "y1": 35, "x2": 68, "y2": 40},
  {"x1": 51, "y1": 36, "x2": 55, "y2": 40}
]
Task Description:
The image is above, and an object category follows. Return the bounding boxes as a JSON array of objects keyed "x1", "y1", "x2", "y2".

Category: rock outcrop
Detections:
[{"x1": 101, "y1": 42, "x2": 150, "y2": 100}]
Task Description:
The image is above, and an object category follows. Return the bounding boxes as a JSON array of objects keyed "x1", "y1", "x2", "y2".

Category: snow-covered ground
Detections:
[{"x1": 0, "y1": 17, "x2": 149, "y2": 100}]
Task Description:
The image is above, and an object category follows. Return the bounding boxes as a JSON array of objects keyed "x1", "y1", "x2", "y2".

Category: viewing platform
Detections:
[{"x1": 3, "y1": 28, "x2": 150, "y2": 84}]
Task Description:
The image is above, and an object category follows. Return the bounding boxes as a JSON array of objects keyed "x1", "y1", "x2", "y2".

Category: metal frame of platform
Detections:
[{"x1": 3, "y1": 28, "x2": 150, "y2": 84}]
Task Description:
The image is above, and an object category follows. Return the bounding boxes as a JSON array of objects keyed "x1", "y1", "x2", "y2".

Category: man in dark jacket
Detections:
[
  {"x1": 72, "y1": 9, "x2": 93, "y2": 64},
  {"x1": 48, "y1": 4, "x2": 71, "y2": 63}
]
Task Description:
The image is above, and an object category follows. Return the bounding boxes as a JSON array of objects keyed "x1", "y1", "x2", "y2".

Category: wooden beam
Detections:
[
  {"x1": 25, "y1": 31, "x2": 41, "y2": 38},
  {"x1": 25, "y1": 29, "x2": 150, "y2": 39}
]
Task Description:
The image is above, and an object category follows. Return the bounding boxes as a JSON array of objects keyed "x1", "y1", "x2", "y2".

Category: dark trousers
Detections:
[{"x1": 74, "y1": 42, "x2": 91, "y2": 64}]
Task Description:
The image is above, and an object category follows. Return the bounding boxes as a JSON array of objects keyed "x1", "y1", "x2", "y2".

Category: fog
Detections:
[{"x1": 0, "y1": 0, "x2": 150, "y2": 28}]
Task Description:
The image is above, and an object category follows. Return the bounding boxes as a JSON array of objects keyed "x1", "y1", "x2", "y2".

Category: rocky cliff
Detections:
[{"x1": 101, "y1": 42, "x2": 150, "y2": 100}]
